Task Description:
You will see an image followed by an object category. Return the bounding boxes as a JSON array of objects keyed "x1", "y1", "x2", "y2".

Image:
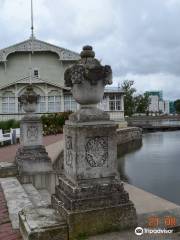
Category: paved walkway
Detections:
[
  {"x1": 0, "y1": 184, "x2": 22, "y2": 240},
  {"x1": 0, "y1": 134, "x2": 63, "y2": 163},
  {"x1": 0, "y1": 134, "x2": 63, "y2": 240}
]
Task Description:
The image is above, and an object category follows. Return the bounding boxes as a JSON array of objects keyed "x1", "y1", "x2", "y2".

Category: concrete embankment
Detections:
[
  {"x1": 126, "y1": 116, "x2": 180, "y2": 132},
  {"x1": 117, "y1": 127, "x2": 142, "y2": 156}
]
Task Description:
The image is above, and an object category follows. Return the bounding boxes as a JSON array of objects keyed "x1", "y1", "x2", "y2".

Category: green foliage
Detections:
[
  {"x1": 121, "y1": 80, "x2": 136, "y2": 116},
  {"x1": 75, "y1": 233, "x2": 88, "y2": 240},
  {"x1": 134, "y1": 92, "x2": 150, "y2": 114},
  {"x1": 174, "y1": 99, "x2": 180, "y2": 113},
  {"x1": 0, "y1": 112, "x2": 71, "y2": 135},
  {"x1": 121, "y1": 80, "x2": 150, "y2": 116},
  {"x1": 41, "y1": 112, "x2": 71, "y2": 135},
  {"x1": 0, "y1": 119, "x2": 20, "y2": 131}
]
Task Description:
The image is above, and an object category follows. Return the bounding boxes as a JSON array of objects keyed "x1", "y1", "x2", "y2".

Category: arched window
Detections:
[
  {"x1": 48, "y1": 90, "x2": 61, "y2": 112},
  {"x1": 2, "y1": 92, "x2": 15, "y2": 113}
]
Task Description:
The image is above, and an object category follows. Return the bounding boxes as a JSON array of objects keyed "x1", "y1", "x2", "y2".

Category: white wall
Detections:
[
  {"x1": 0, "y1": 52, "x2": 71, "y2": 88},
  {"x1": 149, "y1": 95, "x2": 159, "y2": 112}
]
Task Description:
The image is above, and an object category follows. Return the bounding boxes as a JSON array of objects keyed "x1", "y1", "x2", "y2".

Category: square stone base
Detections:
[
  {"x1": 16, "y1": 145, "x2": 57, "y2": 194},
  {"x1": 19, "y1": 207, "x2": 68, "y2": 240},
  {"x1": 52, "y1": 195, "x2": 137, "y2": 240},
  {"x1": 19, "y1": 171, "x2": 57, "y2": 194}
]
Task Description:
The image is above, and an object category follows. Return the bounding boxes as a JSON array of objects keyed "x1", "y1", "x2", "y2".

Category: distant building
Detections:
[
  {"x1": 148, "y1": 95, "x2": 159, "y2": 113},
  {"x1": 146, "y1": 91, "x2": 170, "y2": 115},
  {"x1": 147, "y1": 91, "x2": 163, "y2": 101},
  {"x1": 169, "y1": 101, "x2": 176, "y2": 114}
]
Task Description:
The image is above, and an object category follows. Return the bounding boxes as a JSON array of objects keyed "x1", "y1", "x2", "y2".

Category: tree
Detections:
[
  {"x1": 121, "y1": 80, "x2": 136, "y2": 116},
  {"x1": 121, "y1": 80, "x2": 150, "y2": 116},
  {"x1": 134, "y1": 93, "x2": 150, "y2": 114},
  {"x1": 174, "y1": 99, "x2": 180, "y2": 114}
]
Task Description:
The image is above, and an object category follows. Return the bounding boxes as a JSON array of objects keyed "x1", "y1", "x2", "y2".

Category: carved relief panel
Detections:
[
  {"x1": 65, "y1": 136, "x2": 73, "y2": 167},
  {"x1": 85, "y1": 136, "x2": 108, "y2": 167}
]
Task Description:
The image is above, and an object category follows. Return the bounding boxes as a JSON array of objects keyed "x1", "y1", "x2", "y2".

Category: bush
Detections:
[
  {"x1": 0, "y1": 112, "x2": 71, "y2": 136},
  {"x1": 0, "y1": 119, "x2": 20, "y2": 131},
  {"x1": 41, "y1": 112, "x2": 71, "y2": 136}
]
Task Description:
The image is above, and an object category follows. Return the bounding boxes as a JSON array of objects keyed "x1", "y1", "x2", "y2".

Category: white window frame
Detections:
[
  {"x1": 2, "y1": 96, "x2": 16, "y2": 113},
  {"x1": 48, "y1": 95, "x2": 61, "y2": 112},
  {"x1": 64, "y1": 95, "x2": 77, "y2": 112},
  {"x1": 108, "y1": 94, "x2": 121, "y2": 111}
]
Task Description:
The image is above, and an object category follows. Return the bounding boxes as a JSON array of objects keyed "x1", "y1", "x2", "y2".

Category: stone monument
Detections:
[
  {"x1": 52, "y1": 46, "x2": 137, "y2": 239},
  {"x1": 15, "y1": 84, "x2": 56, "y2": 193}
]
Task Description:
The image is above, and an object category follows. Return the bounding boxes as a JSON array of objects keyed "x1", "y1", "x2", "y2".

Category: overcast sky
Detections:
[{"x1": 0, "y1": 0, "x2": 180, "y2": 100}]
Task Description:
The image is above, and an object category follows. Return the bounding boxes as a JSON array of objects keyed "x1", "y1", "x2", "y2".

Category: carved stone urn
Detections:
[
  {"x1": 65, "y1": 45, "x2": 112, "y2": 121},
  {"x1": 18, "y1": 84, "x2": 39, "y2": 114}
]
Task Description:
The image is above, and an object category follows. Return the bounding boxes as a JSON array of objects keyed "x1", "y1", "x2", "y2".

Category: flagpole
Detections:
[{"x1": 31, "y1": 0, "x2": 34, "y2": 38}]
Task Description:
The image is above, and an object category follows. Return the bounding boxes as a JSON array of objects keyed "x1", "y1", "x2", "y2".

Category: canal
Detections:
[{"x1": 118, "y1": 130, "x2": 180, "y2": 205}]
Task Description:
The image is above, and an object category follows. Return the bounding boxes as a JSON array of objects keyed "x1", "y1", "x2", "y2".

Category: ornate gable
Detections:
[
  {"x1": 0, "y1": 38, "x2": 80, "y2": 62},
  {"x1": 0, "y1": 75, "x2": 70, "y2": 91}
]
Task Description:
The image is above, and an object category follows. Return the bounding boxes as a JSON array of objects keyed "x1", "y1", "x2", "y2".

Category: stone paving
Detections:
[
  {"x1": 0, "y1": 184, "x2": 22, "y2": 240},
  {"x1": 0, "y1": 134, "x2": 63, "y2": 163},
  {"x1": 0, "y1": 134, "x2": 63, "y2": 240}
]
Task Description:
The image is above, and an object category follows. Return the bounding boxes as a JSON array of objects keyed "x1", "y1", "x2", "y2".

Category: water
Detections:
[{"x1": 118, "y1": 131, "x2": 180, "y2": 205}]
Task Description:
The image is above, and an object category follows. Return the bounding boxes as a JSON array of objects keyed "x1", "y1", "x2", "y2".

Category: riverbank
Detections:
[
  {"x1": 118, "y1": 130, "x2": 180, "y2": 206},
  {"x1": 117, "y1": 127, "x2": 142, "y2": 156},
  {"x1": 126, "y1": 115, "x2": 180, "y2": 132}
]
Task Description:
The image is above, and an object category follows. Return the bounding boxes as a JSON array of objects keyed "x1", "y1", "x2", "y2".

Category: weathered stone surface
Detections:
[
  {"x1": 117, "y1": 127, "x2": 142, "y2": 145},
  {"x1": 0, "y1": 177, "x2": 32, "y2": 229},
  {"x1": 54, "y1": 175, "x2": 129, "y2": 211},
  {"x1": 52, "y1": 195, "x2": 136, "y2": 240},
  {"x1": 69, "y1": 106, "x2": 110, "y2": 122},
  {"x1": 0, "y1": 162, "x2": 17, "y2": 178},
  {"x1": 53, "y1": 120, "x2": 137, "y2": 237},
  {"x1": 16, "y1": 145, "x2": 52, "y2": 174},
  {"x1": 19, "y1": 207, "x2": 68, "y2": 240},
  {"x1": 63, "y1": 121, "x2": 118, "y2": 184},
  {"x1": 53, "y1": 46, "x2": 137, "y2": 238},
  {"x1": 20, "y1": 115, "x2": 42, "y2": 147},
  {"x1": 23, "y1": 184, "x2": 51, "y2": 207},
  {"x1": 16, "y1": 85, "x2": 56, "y2": 193},
  {"x1": 16, "y1": 145, "x2": 56, "y2": 194}
]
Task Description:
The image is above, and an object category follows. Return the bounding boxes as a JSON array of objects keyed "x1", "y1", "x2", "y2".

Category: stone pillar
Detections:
[
  {"x1": 15, "y1": 85, "x2": 56, "y2": 193},
  {"x1": 52, "y1": 46, "x2": 137, "y2": 239}
]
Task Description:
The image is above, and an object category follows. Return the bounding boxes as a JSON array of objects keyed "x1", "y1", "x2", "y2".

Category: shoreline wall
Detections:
[
  {"x1": 117, "y1": 127, "x2": 142, "y2": 156},
  {"x1": 117, "y1": 127, "x2": 142, "y2": 145}
]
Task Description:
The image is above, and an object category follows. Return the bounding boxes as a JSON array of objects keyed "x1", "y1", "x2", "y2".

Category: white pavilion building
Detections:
[{"x1": 0, "y1": 37, "x2": 125, "y2": 123}]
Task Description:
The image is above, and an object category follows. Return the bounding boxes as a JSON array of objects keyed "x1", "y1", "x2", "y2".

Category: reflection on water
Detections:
[{"x1": 118, "y1": 131, "x2": 180, "y2": 205}]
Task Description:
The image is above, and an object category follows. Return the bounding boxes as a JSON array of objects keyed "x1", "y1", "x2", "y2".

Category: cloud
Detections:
[{"x1": 0, "y1": 0, "x2": 180, "y2": 100}]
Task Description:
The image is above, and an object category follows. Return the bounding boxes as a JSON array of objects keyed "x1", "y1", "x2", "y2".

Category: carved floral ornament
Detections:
[
  {"x1": 64, "y1": 46, "x2": 112, "y2": 87},
  {"x1": 85, "y1": 136, "x2": 108, "y2": 167}
]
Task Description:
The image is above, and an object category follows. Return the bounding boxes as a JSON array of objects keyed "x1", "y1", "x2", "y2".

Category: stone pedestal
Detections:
[
  {"x1": 52, "y1": 45, "x2": 137, "y2": 239},
  {"x1": 16, "y1": 115, "x2": 56, "y2": 194},
  {"x1": 52, "y1": 120, "x2": 137, "y2": 239}
]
